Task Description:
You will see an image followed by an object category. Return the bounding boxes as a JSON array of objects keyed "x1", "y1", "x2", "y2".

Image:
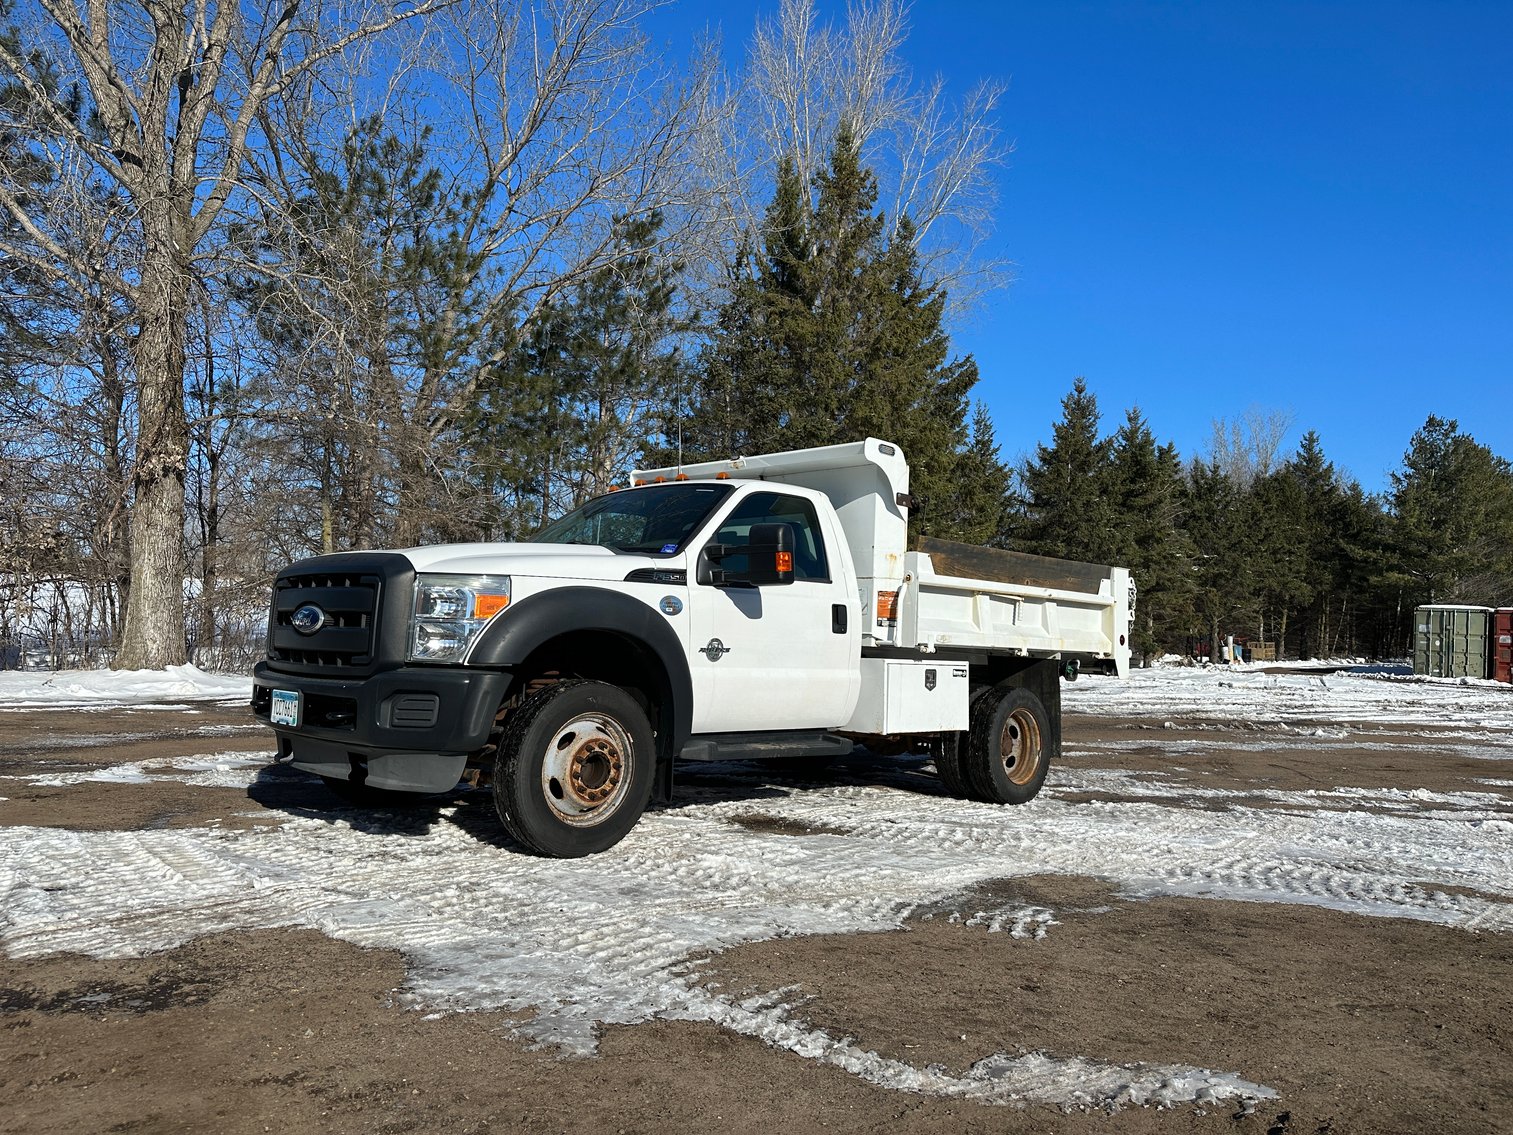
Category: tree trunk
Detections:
[{"x1": 116, "y1": 229, "x2": 191, "y2": 670}]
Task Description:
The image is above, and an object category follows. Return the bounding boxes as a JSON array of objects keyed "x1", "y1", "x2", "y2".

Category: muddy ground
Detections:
[{"x1": 1, "y1": 702, "x2": 1510, "y2": 1134}]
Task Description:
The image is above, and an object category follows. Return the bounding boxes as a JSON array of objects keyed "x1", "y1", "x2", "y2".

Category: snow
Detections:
[
  {"x1": 0, "y1": 751, "x2": 267, "y2": 789},
  {"x1": 1, "y1": 664, "x2": 1511, "y2": 1111},
  {"x1": 1066, "y1": 664, "x2": 1513, "y2": 729},
  {"x1": 0, "y1": 664, "x2": 251, "y2": 708}
]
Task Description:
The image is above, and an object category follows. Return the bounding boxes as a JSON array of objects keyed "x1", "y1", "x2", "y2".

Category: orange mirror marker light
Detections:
[{"x1": 776, "y1": 551, "x2": 794, "y2": 573}]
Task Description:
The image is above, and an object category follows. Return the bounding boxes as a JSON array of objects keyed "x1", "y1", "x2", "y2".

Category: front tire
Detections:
[
  {"x1": 493, "y1": 680, "x2": 655, "y2": 857},
  {"x1": 963, "y1": 686, "x2": 1051, "y2": 804}
]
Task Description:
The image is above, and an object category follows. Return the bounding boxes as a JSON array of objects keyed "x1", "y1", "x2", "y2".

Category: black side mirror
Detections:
[
  {"x1": 701, "y1": 522, "x2": 796, "y2": 587},
  {"x1": 738, "y1": 523, "x2": 796, "y2": 585}
]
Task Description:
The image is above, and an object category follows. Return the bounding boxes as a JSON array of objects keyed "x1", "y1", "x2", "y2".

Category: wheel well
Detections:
[
  {"x1": 969, "y1": 657, "x2": 1062, "y2": 761},
  {"x1": 512, "y1": 630, "x2": 673, "y2": 745}
]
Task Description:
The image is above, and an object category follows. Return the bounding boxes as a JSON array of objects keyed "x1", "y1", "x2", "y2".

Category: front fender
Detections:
[{"x1": 468, "y1": 586, "x2": 693, "y2": 759}]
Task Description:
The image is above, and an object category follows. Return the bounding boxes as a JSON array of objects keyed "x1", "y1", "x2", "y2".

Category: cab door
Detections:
[{"x1": 687, "y1": 489, "x2": 860, "y2": 733}]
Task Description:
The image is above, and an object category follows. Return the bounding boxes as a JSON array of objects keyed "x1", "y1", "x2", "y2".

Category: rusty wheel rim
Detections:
[
  {"x1": 541, "y1": 714, "x2": 632, "y2": 827},
  {"x1": 1000, "y1": 707, "x2": 1043, "y2": 786}
]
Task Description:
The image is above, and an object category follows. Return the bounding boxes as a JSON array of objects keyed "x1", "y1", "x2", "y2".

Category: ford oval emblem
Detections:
[{"x1": 290, "y1": 604, "x2": 327, "y2": 635}]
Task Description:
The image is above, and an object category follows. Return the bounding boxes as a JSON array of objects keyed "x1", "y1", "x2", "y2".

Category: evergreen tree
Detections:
[
  {"x1": 1184, "y1": 458, "x2": 1258, "y2": 661},
  {"x1": 851, "y1": 214, "x2": 980, "y2": 536},
  {"x1": 1280, "y1": 430, "x2": 1360, "y2": 658},
  {"x1": 471, "y1": 212, "x2": 692, "y2": 529},
  {"x1": 675, "y1": 124, "x2": 1004, "y2": 541},
  {"x1": 234, "y1": 117, "x2": 485, "y2": 551},
  {"x1": 1015, "y1": 378, "x2": 1114, "y2": 562},
  {"x1": 1390, "y1": 416, "x2": 1513, "y2": 605},
  {"x1": 933, "y1": 403, "x2": 1012, "y2": 546},
  {"x1": 1105, "y1": 407, "x2": 1192, "y2": 663},
  {"x1": 1247, "y1": 467, "x2": 1312, "y2": 655}
]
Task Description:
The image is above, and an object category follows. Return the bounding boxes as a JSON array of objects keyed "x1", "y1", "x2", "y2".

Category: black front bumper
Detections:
[{"x1": 252, "y1": 662, "x2": 512, "y2": 793}]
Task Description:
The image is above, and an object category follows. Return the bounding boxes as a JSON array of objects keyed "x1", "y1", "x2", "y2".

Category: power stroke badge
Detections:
[{"x1": 700, "y1": 638, "x2": 731, "y2": 662}]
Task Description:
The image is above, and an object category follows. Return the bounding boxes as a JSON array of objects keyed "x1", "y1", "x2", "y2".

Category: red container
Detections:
[{"x1": 1495, "y1": 609, "x2": 1513, "y2": 684}]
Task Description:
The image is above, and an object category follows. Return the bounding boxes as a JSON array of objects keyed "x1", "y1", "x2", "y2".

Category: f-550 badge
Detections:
[{"x1": 701, "y1": 638, "x2": 731, "y2": 662}]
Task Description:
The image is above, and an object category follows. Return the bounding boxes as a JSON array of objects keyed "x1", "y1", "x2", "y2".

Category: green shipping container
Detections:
[{"x1": 1413, "y1": 605, "x2": 1492, "y2": 679}]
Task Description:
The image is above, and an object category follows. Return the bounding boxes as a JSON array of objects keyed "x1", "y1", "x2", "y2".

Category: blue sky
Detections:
[{"x1": 653, "y1": 1, "x2": 1512, "y2": 492}]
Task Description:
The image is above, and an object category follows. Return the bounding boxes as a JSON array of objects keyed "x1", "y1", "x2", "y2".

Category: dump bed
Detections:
[{"x1": 890, "y1": 538, "x2": 1134, "y2": 678}]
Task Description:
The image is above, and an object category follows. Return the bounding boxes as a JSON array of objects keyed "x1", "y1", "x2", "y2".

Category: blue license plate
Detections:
[{"x1": 271, "y1": 689, "x2": 300, "y2": 727}]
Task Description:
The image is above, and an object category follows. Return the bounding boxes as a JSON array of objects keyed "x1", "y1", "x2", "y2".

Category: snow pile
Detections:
[{"x1": 0, "y1": 665, "x2": 252, "y2": 708}]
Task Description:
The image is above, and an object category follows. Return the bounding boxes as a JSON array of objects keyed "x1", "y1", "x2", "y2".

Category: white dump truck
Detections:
[{"x1": 252, "y1": 439, "x2": 1133, "y2": 857}]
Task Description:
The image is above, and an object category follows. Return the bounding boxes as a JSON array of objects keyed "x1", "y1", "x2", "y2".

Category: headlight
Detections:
[{"x1": 409, "y1": 574, "x2": 511, "y2": 663}]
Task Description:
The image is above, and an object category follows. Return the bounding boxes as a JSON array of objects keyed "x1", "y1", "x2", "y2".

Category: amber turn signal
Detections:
[{"x1": 473, "y1": 594, "x2": 511, "y2": 619}]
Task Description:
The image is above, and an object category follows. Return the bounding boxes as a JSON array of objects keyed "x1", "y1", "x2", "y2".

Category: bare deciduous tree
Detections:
[
  {"x1": 0, "y1": 0, "x2": 455, "y2": 668},
  {"x1": 239, "y1": 0, "x2": 719, "y2": 550},
  {"x1": 1207, "y1": 406, "x2": 1296, "y2": 488},
  {"x1": 714, "y1": 0, "x2": 1010, "y2": 304}
]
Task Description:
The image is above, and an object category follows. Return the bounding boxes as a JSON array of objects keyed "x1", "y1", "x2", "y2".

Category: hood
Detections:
[{"x1": 397, "y1": 542, "x2": 668, "y2": 581}]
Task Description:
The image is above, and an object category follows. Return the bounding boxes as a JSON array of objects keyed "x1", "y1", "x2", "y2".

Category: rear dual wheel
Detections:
[
  {"x1": 937, "y1": 685, "x2": 1051, "y2": 805},
  {"x1": 492, "y1": 680, "x2": 654, "y2": 858}
]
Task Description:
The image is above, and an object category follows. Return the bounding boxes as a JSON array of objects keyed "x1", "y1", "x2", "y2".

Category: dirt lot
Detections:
[{"x1": 2, "y1": 700, "x2": 1511, "y2": 1134}]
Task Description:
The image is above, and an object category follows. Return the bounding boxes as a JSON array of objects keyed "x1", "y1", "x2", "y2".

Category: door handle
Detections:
[{"x1": 832, "y1": 604, "x2": 847, "y2": 634}]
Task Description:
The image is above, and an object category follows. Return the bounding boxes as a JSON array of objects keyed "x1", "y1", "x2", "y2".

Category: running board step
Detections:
[{"x1": 679, "y1": 731, "x2": 855, "y2": 763}]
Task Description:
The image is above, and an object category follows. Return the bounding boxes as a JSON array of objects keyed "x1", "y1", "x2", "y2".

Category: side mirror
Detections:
[
  {"x1": 738, "y1": 523, "x2": 797, "y2": 585},
  {"x1": 701, "y1": 522, "x2": 796, "y2": 587}
]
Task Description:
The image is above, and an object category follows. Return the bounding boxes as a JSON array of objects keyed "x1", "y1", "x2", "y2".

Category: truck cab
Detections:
[{"x1": 252, "y1": 439, "x2": 1132, "y2": 857}]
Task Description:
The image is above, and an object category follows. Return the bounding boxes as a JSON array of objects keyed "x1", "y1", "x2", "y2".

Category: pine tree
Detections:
[
  {"x1": 1015, "y1": 378, "x2": 1115, "y2": 562},
  {"x1": 677, "y1": 124, "x2": 1002, "y2": 540},
  {"x1": 234, "y1": 117, "x2": 481, "y2": 551},
  {"x1": 1390, "y1": 416, "x2": 1513, "y2": 605},
  {"x1": 1184, "y1": 458, "x2": 1258, "y2": 661},
  {"x1": 932, "y1": 403, "x2": 1012, "y2": 546},
  {"x1": 1283, "y1": 431, "x2": 1352, "y2": 657},
  {"x1": 1105, "y1": 408, "x2": 1192, "y2": 663},
  {"x1": 470, "y1": 213, "x2": 691, "y2": 530},
  {"x1": 1247, "y1": 468, "x2": 1312, "y2": 655}
]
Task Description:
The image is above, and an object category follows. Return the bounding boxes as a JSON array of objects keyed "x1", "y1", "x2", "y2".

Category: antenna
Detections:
[{"x1": 675, "y1": 354, "x2": 684, "y2": 473}]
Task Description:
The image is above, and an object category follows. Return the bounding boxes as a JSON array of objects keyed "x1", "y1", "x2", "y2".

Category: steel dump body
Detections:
[{"x1": 897, "y1": 538, "x2": 1131, "y2": 676}]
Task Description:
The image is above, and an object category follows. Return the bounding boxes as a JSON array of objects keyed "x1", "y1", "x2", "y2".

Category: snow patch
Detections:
[
  {"x1": 0, "y1": 665, "x2": 250, "y2": 708},
  {"x1": 0, "y1": 752, "x2": 269, "y2": 789},
  {"x1": 670, "y1": 986, "x2": 1275, "y2": 1108}
]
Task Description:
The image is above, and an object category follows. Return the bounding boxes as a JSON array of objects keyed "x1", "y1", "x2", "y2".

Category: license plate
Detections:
[{"x1": 271, "y1": 689, "x2": 300, "y2": 727}]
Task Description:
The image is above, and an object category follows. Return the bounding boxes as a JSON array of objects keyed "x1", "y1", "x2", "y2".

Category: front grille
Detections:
[
  {"x1": 269, "y1": 570, "x2": 381, "y2": 667},
  {"x1": 263, "y1": 553, "x2": 414, "y2": 677}
]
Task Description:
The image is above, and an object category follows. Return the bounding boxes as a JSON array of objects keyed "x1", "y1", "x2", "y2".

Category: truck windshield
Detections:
[{"x1": 530, "y1": 483, "x2": 733, "y2": 554}]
